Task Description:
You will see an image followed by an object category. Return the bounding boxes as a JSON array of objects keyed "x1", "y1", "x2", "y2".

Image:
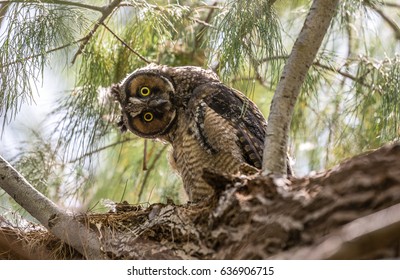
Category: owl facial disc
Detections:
[{"x1": 117, "y1": 71, "x2": 177, "y2": 138}]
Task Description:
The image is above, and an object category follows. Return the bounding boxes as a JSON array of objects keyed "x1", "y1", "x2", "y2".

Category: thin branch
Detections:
[
  {"x1": 0, "y1": 3, "x2": 10, "y2": 28},
  {"x1": 142, "y1": 139, "x2": 148, "y2": 170},
  {"x1": 101, "y1": 23, "x2": 152, "y2": 64},
  {"x1": 313, "y1": 61, "x2": 370, "y2": 87},
  {"x1": 192, "y1": 1, "x2": 218, "y2": 60},
  {"x1": 367, "y1": 1, "x2": 400, "y2": 39},
  {"x1": 71, "y1": 0, "x2": 122, "y2": 64},
  {"x1": 0, "y1": 38, "x2": 85, "y2": 69},
  {"x1": 189, "y1": 16, "x2": 216, "y2": 29},
  {"x1": 345, "y1": 12, "x2": 355, "y2": 58},
  {"x1": 382, "y1": 1, "x2": 400, "y2": 9},
  {"x1": 0, "y1": 155, "x2": 103, "y2": 259},
  {"x1": 243, "y1": 42, "x2": 271, "y2": 88},
  {"x1": 262, "y1": 55, "x2": 375, "y2": 89},
  {"x1": 0, "y1": 0, "x2": 105, "y2": 12},
  {"x1": 196, "y1": 1, "x2": 218, "y2": 32},
  {"x1": 193, "y1": 4, "x2": 222, "y2": 11},
  {"x1": 68, "y1": 138, "x2": 134, "y2": 164},
  {"x1": 137, "y1": 145, "x2": 168, "y2": 202},
  {"x1": 0, "y1": 0, "x2": 146, "y2": 66}
]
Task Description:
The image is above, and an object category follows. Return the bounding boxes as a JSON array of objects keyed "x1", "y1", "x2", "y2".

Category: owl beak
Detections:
[{"x1": 148, "y1": 99, "x2": 172, "y2": 111}]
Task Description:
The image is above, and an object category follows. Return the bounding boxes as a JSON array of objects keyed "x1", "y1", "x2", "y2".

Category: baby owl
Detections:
[{"x1": 111, "y1": 64, "x2": 286, "y2": 202}]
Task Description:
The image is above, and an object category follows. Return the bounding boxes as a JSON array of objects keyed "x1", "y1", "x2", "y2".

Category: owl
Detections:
[{"x1": 111, "y1": 64, "x2": 290, "y2": 202}]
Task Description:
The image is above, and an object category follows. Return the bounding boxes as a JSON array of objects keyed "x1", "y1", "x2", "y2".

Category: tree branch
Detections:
[
  {"x1": 101, "y1": 23, "x2": 152, "y2": 64},
  {"x1": 0, "y1": 3, "x2": 10, "y2": 28},
  {"x1": 0, "y1": 155, "x2": 103, "y2": 259},
  {"x1": 0, "y1": 0, "x2": 105, "y2": 12},
  {"x1": 71, "y1": 0, "x2": 122, "y2": 64},
  {"x1": 1, "y1": 38, "x2": 86, "y2": 69},
  {"x1": 67, "y1": 137, "x2": 134, "y2": 164},
  {"x1": 137, "y1": 145, "x2": 168, "y2": 201},
  {"x1": 0, "y1": 0, "x2": 144, "y2": 67},
  {"x1": 367, "y1": 1, "x2": 400, "y2": 40},
  {"x1": 273, "y1": 202, "x2": 400, "y2": 259},
  {"x1": 262, "y1": 0, "x2": 339, "y2": 175},
  {"x1": 262, "y1": 55, "x2": 380, "y2": 90},
  {"x1": 312, "y1": 61, "x2": 370, "y2": 87},
  {"x1": 382, "y1": 1, "x2": 400, "y2": 9}
]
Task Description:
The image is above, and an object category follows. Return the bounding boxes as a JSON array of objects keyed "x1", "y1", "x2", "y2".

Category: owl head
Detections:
[{"x1": 112, "y1": 66, "x2": 177, "y2": 138}]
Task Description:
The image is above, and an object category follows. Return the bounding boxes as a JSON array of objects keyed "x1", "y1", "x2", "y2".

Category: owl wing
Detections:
[{"x1": 188, "y1": 82, "x2": 267, "y2": 169}]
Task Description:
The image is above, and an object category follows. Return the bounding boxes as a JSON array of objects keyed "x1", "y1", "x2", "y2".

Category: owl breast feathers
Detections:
[{"x1": 112, "y1": 64, "x2": 287, "y2": 202}]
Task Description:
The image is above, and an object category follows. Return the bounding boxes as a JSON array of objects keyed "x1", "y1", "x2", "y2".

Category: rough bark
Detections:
[
  {"x1": 1, "y1": 143, "x2": 399, "y2": 259},
  {"x1": 262, "y1": 0, "x2": 339, "y2": 175}
]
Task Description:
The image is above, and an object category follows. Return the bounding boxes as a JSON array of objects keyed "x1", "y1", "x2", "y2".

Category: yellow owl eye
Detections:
[
  {"x1": 143, "y1": 112, "x2": 154, "y2": 122},
  {"x1": 140, "y1": 87, "x2": 151, "y2": 96}
]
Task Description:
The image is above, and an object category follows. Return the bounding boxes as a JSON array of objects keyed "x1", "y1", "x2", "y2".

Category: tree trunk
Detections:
[{"x1": 262, "y1": 0, "x2": 339, "y2": 175}]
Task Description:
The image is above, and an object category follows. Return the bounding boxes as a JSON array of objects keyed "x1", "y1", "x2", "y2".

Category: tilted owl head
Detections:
[
  {"x1": 112, "y1": 64, "x2": 220, "y2": 140},
  {"x1": 112, "y1": 65, "x2": 178, "y2": 138}
]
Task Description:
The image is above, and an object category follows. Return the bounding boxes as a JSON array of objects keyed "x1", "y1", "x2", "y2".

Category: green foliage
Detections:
[
  {"x1": 0, "y1": 2, "x2": 91, "y2": 127},
  {"x1": 54, "y1": 37, "x2": 121, "y2": 162},
  {"x1": 0, "y1": 0, "x2": 399, "y2": 217},
  {"x1": 208, "y1": 0, "x2": 284, "y2": 83}
]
